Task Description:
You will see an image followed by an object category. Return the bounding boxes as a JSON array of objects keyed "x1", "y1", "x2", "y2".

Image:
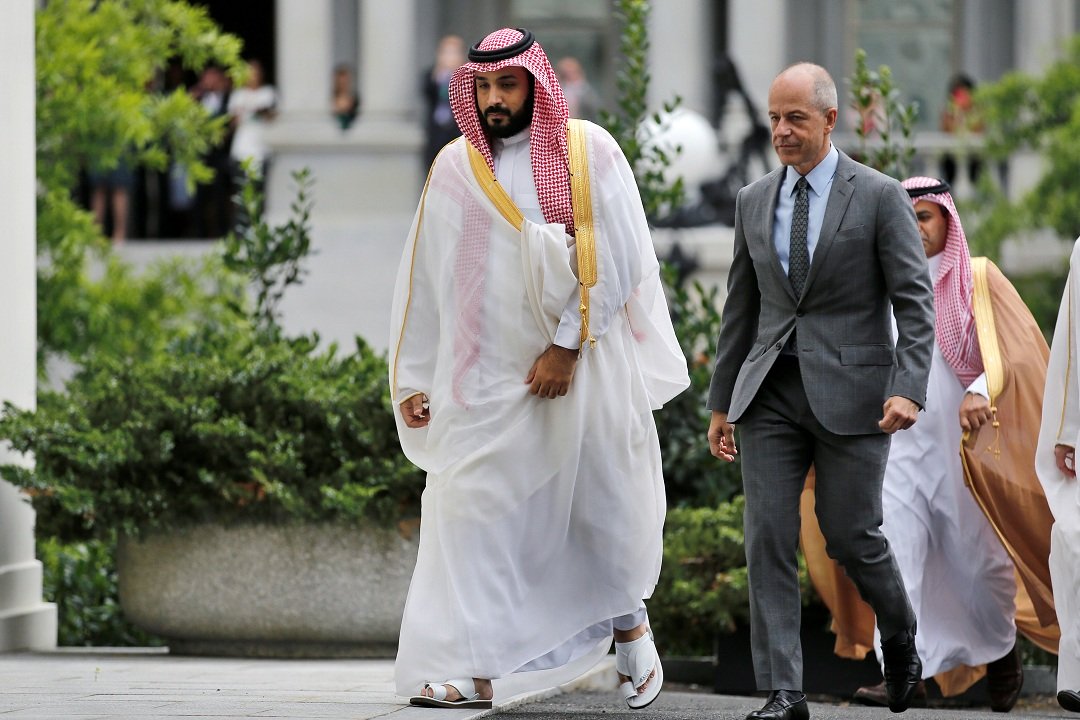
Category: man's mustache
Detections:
[{"x1": 485, "y1": 105, "x2": 511, "y2": 118}]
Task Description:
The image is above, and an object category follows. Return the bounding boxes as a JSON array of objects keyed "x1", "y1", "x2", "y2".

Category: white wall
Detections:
[{"x1": 0, "y1": 0, "x2": 57, "y2": 653}]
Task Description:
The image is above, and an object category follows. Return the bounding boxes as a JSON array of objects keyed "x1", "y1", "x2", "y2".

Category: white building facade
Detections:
[{"x1": 265, "y1": 0, "x2": 1080, "y2": 222}]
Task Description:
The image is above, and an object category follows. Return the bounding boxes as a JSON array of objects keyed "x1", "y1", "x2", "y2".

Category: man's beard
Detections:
[{"x1": 481, "y1": 96, "x2": 534, "y2": 138}]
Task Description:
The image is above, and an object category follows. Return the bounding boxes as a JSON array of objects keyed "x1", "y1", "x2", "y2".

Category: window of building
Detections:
[{"x1": 847, "y1": 0, "x2": 957, "y2": 131}]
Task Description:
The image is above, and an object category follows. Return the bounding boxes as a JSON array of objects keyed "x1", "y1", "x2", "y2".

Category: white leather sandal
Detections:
[
  {"x1": 408, "y1": 678, "x2": 493, "y2": 709},
  {"x1": 615, "y1": 632, "x2": 664, "y2": 709}
]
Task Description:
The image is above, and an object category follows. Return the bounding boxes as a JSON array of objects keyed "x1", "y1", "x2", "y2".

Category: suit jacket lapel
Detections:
[
  {"x1": 803, "y1": 151, "x2": 856, "y2": 294},
  {"x1": 757, "y1": 168, "x2": 794, "y2": 300}
]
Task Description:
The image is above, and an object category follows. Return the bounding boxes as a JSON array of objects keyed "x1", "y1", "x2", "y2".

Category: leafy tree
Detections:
[
  {"x1": 35, "y1": 0, "x2": 244, "y2": 364},
  {"x1": 599, "y1": 0, "x2": 684, "y2": 220},
  {"x1": 596, "y1": 0, "x2": 739, "y2": 506},
  {"x1": 972, "y1": 35, "x2": 1080, "y2": 257}
]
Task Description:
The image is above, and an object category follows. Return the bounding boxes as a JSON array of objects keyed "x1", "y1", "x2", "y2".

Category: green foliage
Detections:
[
  {"x1": 36, "y1": 0, "x2": 245, "y2": 363},
  {"x1": 37, "y1": 537, "x2": 163, "y2": 647},
  {"x1": 656, "y1": 271, "x2": 743, "y2": 506},
  {"x1": 599, "y1": 0, "x2": 685, "y2": 219},
  {"x1": 974, "y1": 36, "x2": 1080, "y2": 252},
  {"x1": 650, "y1": 500, "x2": 749, "y2": 652},
  {"x1": 649, "y1": 500, "x2": 814, "y2": 655},
  {"x1": 1010, "y1": 264, "x2": 1069, "y2": 340},
  {"x1": 848, "y1": 49, "x2": 919, "y2": 178},
  {"x1": 1, "y1": 331, "x2": 421, "y2": 542},
  {"x1": 39, "y1": 251, "x2": 248, "y2": 367},
  {"x1": 36, "y1": 0, "x2": 242, "y2": 193},
  {"x1": 223, "y1": 165, "x2": 314, "y2": 335},
  {"x1": 601, "y1": 2, "x2": 728, "y2": 503}
]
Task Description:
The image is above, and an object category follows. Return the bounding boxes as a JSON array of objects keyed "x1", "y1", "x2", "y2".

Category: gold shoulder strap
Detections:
[
  {"x1": 971, "y1": 256, "x2": 1004, "y2": 401},
  {"x1": 568, "y1": 119, "x2": 597, "y2": 349},
  {"x1": 466, "y1": 141, "x2": 524, "y2": 231}
]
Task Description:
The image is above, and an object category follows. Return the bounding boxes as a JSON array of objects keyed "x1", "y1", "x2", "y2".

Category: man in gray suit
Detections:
[{"x1": 707, "y1": 63, "x2": 934, "y2": 720}]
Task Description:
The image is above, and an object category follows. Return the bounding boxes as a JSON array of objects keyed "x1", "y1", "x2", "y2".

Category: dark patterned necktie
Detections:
[{"x1": 789, "y1": 176, "x2": 810, "y2": 296}]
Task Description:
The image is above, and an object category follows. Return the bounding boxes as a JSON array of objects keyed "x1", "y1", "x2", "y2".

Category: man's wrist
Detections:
[{"x1": 551, "y1": 343, "x2": 579, "y2": 359}]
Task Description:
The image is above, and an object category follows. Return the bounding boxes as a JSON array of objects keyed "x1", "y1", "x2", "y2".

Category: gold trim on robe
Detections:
[
  {"x1": 466, "y1": 125, "x2": 600, "y2": 350},
  {"x1": 568, "y1": 119, "x2": 597, "y2": 349},
  {"x1": 467, "y1": 141, "x2": 524, "y2": 231}
]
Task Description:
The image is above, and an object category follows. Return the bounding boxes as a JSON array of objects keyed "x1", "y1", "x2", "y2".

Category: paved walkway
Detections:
[{"x1": 0, "y1": 649, "x2": 619, "y2": 720}]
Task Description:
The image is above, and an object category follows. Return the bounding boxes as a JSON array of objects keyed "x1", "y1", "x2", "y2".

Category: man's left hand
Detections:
[
  {"x1": 526, "y1": 345, "x2": 578, "y2": 399},
  {"x1": 959, "y1": 392, "x2": 993, "y2": 432},
  {"x1": 878, "y1": 395, "x2": 919, "y2": 434}
]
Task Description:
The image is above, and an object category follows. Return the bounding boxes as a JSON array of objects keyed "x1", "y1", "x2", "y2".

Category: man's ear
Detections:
[{"x1": 824, "y1": 107, "x2": 838, "y2": 133}]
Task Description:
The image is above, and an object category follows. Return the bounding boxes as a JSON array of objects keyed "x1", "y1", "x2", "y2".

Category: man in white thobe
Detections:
[
  {"x1": 388, "y1": 27, "x2": 689, "y2": 710},
  {"x1": 1037, "y1": 237, "x2": 1080, "y2": 713}
]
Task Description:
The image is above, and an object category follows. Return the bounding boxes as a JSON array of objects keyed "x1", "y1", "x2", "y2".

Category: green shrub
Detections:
[
  {"x1": 37, "y1": 537, "x2": 163, "y2": 647},
  {"x1": 848, "y1": 48, "x2": 918, "y2": 179},
  {"x1": 656, "y1": 274, "x2": 744, "y2": 506},
  {"x1": 650, "y1": 499, "x2": 813, "y2": 656},
  {"x1": 650, "y1": 500, "x2": 750, "y2": 656},
  {"x1": 1, "y1": 330, "x2": 422, "y2": 543}
]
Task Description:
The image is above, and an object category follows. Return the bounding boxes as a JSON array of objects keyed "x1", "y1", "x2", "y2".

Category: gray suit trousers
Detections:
[{"x1": 738, "y1": 355, "x2": 915, "y2": 690}]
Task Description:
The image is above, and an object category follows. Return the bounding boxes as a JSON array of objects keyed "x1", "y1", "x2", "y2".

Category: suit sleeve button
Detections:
[{"x1": 775, "y1": 342, "x2": 782, "y2": 350}]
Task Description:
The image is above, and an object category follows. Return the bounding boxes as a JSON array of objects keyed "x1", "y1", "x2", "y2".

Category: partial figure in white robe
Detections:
[
  {"x1": 388, "y1": 27, "x2": 689, "y2": 709},
  {"x1": 1037, "y1": 237, "x2": 1080, "y2": 713}
]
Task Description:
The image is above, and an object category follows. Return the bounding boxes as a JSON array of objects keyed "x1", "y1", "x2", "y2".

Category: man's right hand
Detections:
[
  {"x1": 708, "y1": 411, "x2": 737, "y2": 462},
  {"x1": 1055, "y1": 443, "x2": 1076, "y2": 479},
  {"x1": 399, "y1": 394, "x2": 430, "y2": 428}
]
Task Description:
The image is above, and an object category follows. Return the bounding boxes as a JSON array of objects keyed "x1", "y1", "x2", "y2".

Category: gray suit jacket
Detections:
[{"x1": 707, "y1": 150, "x2": 934, "y2": 435}]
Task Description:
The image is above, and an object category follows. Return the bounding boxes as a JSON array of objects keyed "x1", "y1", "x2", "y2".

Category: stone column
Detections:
[
  {"x1": 0, "y1": 0, "x2": 57, "y2": 653},
  {"x1": 266, "y1": 0, "x2": 423, "y2": 221},
  {"x1": 275, "y1": 0, "x2": 334, "y2": 125},
  {"x1": 647, "y1": 0, "x2": 711, "y2": 116},
  {"x1": 359, "y1": 0, "x2": 418, "y2": 123},
  {"x1": 1015, "y1": 0, "x2": 1074, "y2": 74},
  {"x1": 728, "y1": 0, "x2": 785, "y2": 125}
]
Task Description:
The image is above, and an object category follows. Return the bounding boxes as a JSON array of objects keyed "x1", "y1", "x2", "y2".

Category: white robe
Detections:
[
  {"x1": 874, "y1": 253, "x2": 1017, "y2": 676},
  {"x1": 1036, "y1": 238, "x2": 1080, "y2": 693},
  {"x1": 388, "y1": 121, "x2": 689, "y2": 698}
]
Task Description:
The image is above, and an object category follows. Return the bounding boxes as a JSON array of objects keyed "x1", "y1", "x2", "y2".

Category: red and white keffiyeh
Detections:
[
  {"x1": 448, "y1": 27, "x2": 574, "y2": 235},
  {"x1": 901, "y1": 176, "x2": 983, "y2": 387}
]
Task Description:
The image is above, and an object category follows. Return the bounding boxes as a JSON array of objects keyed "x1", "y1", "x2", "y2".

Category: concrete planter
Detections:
[{"x1": 116, "y1": 522, "x2": 419, "y2": 657}]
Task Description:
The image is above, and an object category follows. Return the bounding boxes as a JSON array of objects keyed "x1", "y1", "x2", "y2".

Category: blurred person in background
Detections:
[
  {"x1": 332, "y1": 63, "x2": 360, "y2": 130},
  {"x1": 421, "y1": 34, "x2": 466, "y2": 169}
]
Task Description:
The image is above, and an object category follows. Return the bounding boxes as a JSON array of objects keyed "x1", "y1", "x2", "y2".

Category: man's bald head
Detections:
[{"x1": 773, "y1": 63, "x2": 838, "y2": 114}]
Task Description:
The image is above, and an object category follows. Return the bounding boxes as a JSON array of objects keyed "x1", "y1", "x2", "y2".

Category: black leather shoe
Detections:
[
  {"x1": 1059, "y1": 689, "x2": 1080, "y2": 713},
  {"x1": 881, "y1": 624, "x2": 923, "y2": 713},
  {"x1": 986, "y1": 643, "x2": 1023, "y2": 712},
  {"x1": 745, "y1": 689, "x2": 809, "y2": 720},
  {"x1": 853, "y1": 680, "x2": 926, "y2": 707}
]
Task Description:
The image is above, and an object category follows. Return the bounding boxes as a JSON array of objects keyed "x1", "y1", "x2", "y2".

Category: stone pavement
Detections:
[
  {"x1": 2, "y1": 650, "x2": 1073, "y2": 720},
  {"x1": 493, "y1": 689, "x2": 1077, "y2": 720},
  {"x1": 0, "y1": 648, "x2": 618, "y2": 720}
]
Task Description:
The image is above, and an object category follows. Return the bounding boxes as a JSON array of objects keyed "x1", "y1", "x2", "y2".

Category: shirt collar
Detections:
[
  {"x1": 495, "y1": 126, "x2": 532, "y2": 150},
  {"x1": 785, "y1": 144, "x2": 839, "y2": 197}
]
